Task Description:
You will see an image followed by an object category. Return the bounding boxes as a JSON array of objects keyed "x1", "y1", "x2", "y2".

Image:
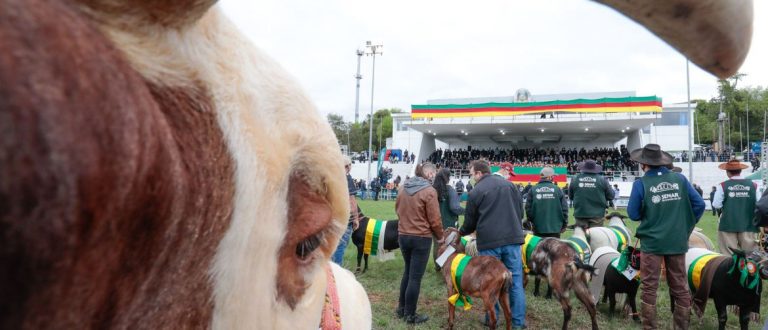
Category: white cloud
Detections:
[{"x1": 221, "y1": 0, "x2": 767, "y2": 121}]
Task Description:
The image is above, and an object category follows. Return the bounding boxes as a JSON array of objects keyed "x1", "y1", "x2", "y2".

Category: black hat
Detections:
[
  {"x1": 630, "y1": 144, "x2": 673, "y2": 166},
  {"x1": 578, "y1": 159, "x2": 602, "y2": 174}
]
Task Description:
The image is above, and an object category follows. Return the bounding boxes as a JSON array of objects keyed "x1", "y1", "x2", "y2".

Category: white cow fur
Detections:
[{"x1": 90, "y1": 5, "x2": 370, "y2": 329}]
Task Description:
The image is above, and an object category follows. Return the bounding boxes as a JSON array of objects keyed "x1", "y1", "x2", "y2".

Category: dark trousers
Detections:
[
  {"x1": 639, "y1": 253, "x2": 690, "y2": 308},
  {"x1": 398, "y1": 235, "x2": 432, "y2": 316}
]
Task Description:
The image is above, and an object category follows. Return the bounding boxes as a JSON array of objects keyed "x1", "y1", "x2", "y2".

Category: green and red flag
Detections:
[
  {"x1": 490, "y1": 166, "x2": 568, "y2": 187},
  {"x1": 411, "y1": 96, "x2": 661, "y2": 119}
]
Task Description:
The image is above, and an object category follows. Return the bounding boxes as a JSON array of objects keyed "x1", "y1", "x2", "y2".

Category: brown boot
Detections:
[
  {"x1": 672, "y1": 303, "x2": 690, "y2": 330},
  {"x1": 641, "y1": 301, "x2": 658, "y2": 330}
]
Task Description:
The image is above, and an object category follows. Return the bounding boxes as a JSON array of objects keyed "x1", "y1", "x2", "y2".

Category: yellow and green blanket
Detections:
[
  {"x1": 687, "y1": 251, "x2": 720, "y2": 292},
  {"x1": 448, "y1": 253, "x2": 473, "y2": 310},
  {"x1": 607, "y1": 226, "x2": 630, "y2": 252},
  {"x1": 363, "y1": 218, "x2": 388, "y2": 256},
  {"x1": 521, "y1": 234, "x2": 541, "y2": 274}
]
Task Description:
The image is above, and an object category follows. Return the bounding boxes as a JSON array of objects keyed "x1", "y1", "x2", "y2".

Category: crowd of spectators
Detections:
[{"x1": 427, "y1": 146, "x2": 638, "y2": 174}]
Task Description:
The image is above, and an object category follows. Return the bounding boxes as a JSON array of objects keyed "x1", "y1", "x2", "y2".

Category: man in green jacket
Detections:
[
  {"x1": 525, "y1": 167, "x2": 568, "y2": 238},
  {"x1": 568, "y1": 159, "x2": 614, "y2": 229},
  {"x1": 712, "y1": 159, "x2": 761, "y2": 255},
  {"x1": 627, "y1": 144, "x2": 705, "y2": 330}
]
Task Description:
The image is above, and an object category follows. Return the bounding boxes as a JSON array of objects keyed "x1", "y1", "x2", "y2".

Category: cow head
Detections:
[{"x1": 0, "y1": 0, "x2": 356, "y2": 328}]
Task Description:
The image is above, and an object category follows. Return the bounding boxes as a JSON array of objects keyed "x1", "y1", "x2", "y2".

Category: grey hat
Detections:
[
  {"x1": 540, "y1": 167, "x2": 555, "y2": 177},
  {"x1": 579, "y1": 160, "x2": 602, "y2": 174}
]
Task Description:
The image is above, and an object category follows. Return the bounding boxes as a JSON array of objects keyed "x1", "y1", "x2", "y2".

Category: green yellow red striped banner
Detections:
[
  {"x1": 363, "y1": 219, "x2": 384, "y2": 255},
  {"x1": 411, "y1": 96, "x2": 662, "y2": 118},
  {"x1": 491, "y1": 166, "x2": 568, "y2": 187}
]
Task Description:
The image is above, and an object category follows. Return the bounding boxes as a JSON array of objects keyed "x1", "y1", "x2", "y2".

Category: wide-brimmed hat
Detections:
[
  {"x1": 630, "y1": 144, "x2": 673, "y2": 166},
  {"x1": 578, "y1": 160, "x2": 602, "y2": 174},
  {"x1": 718, "y1": 159, "x2": 748, "y2": 171},
  {"x1": 665, "y1": 163, "x2": 683, "y2": 173},
  {"x1": 498, "y1": 162, "x2": 516, "y2": 176}
]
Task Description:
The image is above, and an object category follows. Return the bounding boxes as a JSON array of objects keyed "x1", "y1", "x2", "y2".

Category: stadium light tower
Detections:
[
  {"x1": 365, "y1": 41, "x2": 383, "y2": 187},
  {"x1": 354, "y1": 48, "x2": 364, "y2": 124}
]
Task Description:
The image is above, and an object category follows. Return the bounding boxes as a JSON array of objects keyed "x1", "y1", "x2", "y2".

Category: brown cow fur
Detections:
[
  {"x1": 0, "y1": 0, "x2": 235, "y2": 328},
  {"x1": 438, "y1": 228, "x2": 512, "y2": 330}
]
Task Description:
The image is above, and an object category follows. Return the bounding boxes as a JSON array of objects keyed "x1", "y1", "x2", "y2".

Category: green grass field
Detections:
[{"x1": 338, "y1": 199, "x2": 768, "y2": 329}]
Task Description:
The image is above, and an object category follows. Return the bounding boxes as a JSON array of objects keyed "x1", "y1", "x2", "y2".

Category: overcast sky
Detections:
[{"x1": 220, "y1": 1, "x2": 767, "y2": 122}]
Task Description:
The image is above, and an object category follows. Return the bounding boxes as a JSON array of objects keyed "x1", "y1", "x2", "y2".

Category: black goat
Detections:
[
  {"x1": 592, "y1": 246, "x2": 641, "y2": 321},
  {"x1": 673, "y1": 248, "x2": 768, "y2": 330},
  {"x1": 350, "y1": 209, "x2": 399, "y2": 273}
]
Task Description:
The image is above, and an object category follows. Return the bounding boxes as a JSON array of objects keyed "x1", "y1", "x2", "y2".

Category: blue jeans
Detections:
[
  {"x1": 332, "y1": 223, "x2": 353, "y2": 265},
  {"x1": 479, "y1": 244, "x2": 526, "y2": 327}
]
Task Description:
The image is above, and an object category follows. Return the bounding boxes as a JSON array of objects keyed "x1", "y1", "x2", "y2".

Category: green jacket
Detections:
[
  {"x1": 719, "y1": 179, "x2": 758, "y2": 232},
  {"x1": 525, "y1": 179, "x2": 568, "y2": 234},
  {"x1": 636, "y1": 172, "x2": 697, "y2": 254},
  {"x1": 569, "y1": 173, "x2": 614, "y2": 219}
]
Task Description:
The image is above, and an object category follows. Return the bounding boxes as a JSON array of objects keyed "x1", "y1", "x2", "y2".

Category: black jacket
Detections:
[{"x1": 460, "y1": 174, "x2": 525, "y2": 250}]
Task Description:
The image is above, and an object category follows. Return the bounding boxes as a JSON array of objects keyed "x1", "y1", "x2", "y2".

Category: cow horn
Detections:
[{"x1": 596, "y1": 0, "x2": 753, "y2": 79}]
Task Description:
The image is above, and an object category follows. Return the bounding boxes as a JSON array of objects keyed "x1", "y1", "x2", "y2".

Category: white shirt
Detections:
[{"x1": 712, "y1": 175, "x2": 760, "y2": 209}]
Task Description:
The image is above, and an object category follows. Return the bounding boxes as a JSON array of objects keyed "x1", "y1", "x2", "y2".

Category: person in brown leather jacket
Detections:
[{"x1": 395, "y1": 162, "x2": 442, "y2": 324}]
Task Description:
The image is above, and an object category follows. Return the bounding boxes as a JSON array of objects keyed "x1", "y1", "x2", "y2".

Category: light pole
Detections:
[
  {"x1": 365, "y1": 41, "x2": 383, "y2": 187},
  {"x1": 686, "y1": 59, "x2": 693, "y2": 181},
  {"x1": 354, "y1": 48, "x2": 364, "y2": 124}
]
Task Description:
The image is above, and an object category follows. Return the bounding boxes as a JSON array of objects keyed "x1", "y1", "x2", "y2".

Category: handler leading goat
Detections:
[{"x1": 627, "y1": 144, "x2": 706, "y2": 329}]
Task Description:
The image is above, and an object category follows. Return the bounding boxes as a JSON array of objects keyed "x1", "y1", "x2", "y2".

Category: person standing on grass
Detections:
[
  {"x1": 332, "y1": 156, "x2": 359, "y2": 265},
  {"x1": 525, "y1": 167, "x2": 568, "y2": 238},
  {"x1": 569, "y1": 159, "x2": 614, "y2": 229},
  {"x1": 431, "y1": 168, "x2": 464, "y2": 271},
  {"x1": 395, "y1": 162, "x2": 442, "y2": 324},
  {"x1": 627, "y1": 144, "x2": 705, "y2": 330},
  {"x1": 460, "y1": 160, "x2": 527, "y2": 329},
  {"x1": 709, "y1": 186, "x2": 718, "y2": 216},
  {"x1": 712, "y1": 159, "x2": 761, "y2": 256}
]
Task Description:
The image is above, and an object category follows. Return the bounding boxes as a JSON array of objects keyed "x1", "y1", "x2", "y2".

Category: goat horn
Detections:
[{"x1": 596, "y1": 0, "x2": 753, "y2": 79}]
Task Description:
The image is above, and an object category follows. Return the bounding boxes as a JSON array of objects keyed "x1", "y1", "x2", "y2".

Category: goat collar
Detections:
[{"x1": 320, "y1": 265, "x2": 342, "y2": 330}]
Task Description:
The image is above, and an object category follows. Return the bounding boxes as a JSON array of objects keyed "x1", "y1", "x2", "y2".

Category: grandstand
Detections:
[{"x1": 349, "y1": 91, "x2": 766, "y2": 204}]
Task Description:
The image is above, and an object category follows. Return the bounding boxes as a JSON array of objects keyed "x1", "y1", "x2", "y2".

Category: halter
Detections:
[{"x1": 319, "y1": 265, "x2": 342, "y2": 330}]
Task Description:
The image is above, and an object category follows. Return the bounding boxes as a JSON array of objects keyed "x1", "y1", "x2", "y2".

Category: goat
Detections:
[
  {"x1": 590, "y1": 246, "x2": 641, "y2": 321},
  {"x1": 586, "y1": 212, "x2": 632, "y2": 253},
  {"x1": 436, "y1": 228, "x2": 512, "y2": 330},
  {"x1": 532, "y1": 227, "x2": 592, "y2": 298},
  {"x1": 688, "y1": 228, "x2": 715, "y2": 251},
  {"x1": 673, "y1": 248, "x2": 768, "y2": 330},
  {"x1": 522, "y1": 233, "x2": 599, "y2": 330},
  {"x1": 350, "y1": 208, "x2": 399, "y2": 273}
]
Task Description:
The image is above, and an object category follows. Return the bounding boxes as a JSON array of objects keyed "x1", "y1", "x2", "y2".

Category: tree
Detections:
[
  {"x1": 327, "y1": 108, "x2": 403, "y2": 154},
  {"x1": 326, "y1": 113, "x2": 348, "y2": 144},
  {"x1": 694, "y1": 73, "x2": 768, "y2": 148}
]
